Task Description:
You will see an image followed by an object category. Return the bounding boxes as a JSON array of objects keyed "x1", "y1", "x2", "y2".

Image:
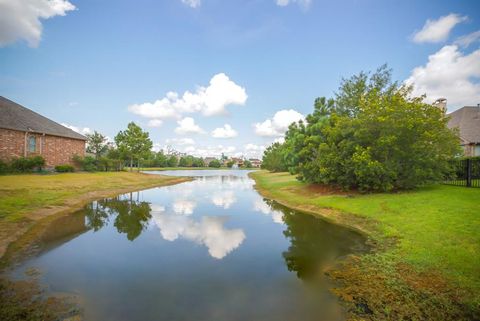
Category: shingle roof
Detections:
[
  {"x1": 447, "y1": 106, "x2": 480, "y2": 144},
  {"x1": 0, "y1": 96, "x2": 87, "y2": 140}
]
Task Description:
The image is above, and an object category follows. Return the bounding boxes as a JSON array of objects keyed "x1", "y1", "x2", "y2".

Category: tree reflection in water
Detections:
[
  {"x1": 262, "y1": 198, "x2": 367, "y2": 281},
  {"x1": 84, "y1": 192, "x2": 152, "y2": 241}
]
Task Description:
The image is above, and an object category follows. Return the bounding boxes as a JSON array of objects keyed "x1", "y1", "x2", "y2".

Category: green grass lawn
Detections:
[
  {"x1": 250, "y1": 171, "x2": 480, "y2": 319},
  {"x1": 0, "y1": 172, "x2": 188, "y2": 221}
]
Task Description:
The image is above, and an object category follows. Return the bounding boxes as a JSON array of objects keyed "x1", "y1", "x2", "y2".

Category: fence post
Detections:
[{"x1": 467, "y1": 159, "x2": 472, "y2": 187}]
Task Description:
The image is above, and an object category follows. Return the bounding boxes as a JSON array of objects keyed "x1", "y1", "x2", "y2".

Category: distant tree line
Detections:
[
  {"x1": 261, "y1": 65, "x2": 460, "y2": 192},
  {"x1": 74, "y1": 122, "x2": 243, "y2": 172}
]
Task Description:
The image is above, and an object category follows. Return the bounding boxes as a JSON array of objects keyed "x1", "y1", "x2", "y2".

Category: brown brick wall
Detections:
[
  {"x1": 0, "y1": 128, "x2": 85, "y2": 167},
  {"x1": 0, "y1": 128, "x2": 25, "y2": 160}
]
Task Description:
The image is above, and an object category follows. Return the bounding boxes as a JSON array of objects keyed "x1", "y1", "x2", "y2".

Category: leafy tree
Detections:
[
  {"x1": 114, "y1": 122, "x2": 153, "y2": 171},
  {"x1": 209, "y1": 159, "x2": 221, "y2": 168},
  {"x1": 281, "y1": 66, "x2": 460, "y2": 191},
  {"x1": 243, "y1": 160, "x2": 252, "y2": 168},
  {"x1": 220, "y1": 153, "x2": 228, "y2": 163},
  {"x1": 86, "y1": 131, "x2": 108, "y2": 160},
  {"x1": 261, "y1": 142, "x2": 288, "y2": 172},
  {"x1": 226, "y1": 160, "x2": 235, "y2": 168},
  {"x1": 192, "y1": 157, "x2": 204, "y2": 167},
  {"x1": 167, "y1": 155, "x2": 178, "y2": 167}
]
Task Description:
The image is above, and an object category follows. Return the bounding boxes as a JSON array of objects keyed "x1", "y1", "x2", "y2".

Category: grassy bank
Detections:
[
  {"x1": 0, "y1": 172, "x2": 190, "y2": 259},
  {"x1": 250, "y1": 171, "x2": 480, "y2": 320}
]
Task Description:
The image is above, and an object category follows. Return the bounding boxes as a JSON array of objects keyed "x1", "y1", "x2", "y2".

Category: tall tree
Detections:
[
  {"x1": 114, "y1": 122, "x2": 153, "y2": 171},
  {"x1": 86, "y1": 131, "x2": 108, "y2": 160}
]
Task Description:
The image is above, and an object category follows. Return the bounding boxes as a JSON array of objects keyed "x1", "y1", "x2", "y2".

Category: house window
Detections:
[
  {"x1": 475, "y1": 145, "x2": 480, "y2": 157},
  {"x1": 28, "y1": 136, "x2": 36, "y2": 152}
]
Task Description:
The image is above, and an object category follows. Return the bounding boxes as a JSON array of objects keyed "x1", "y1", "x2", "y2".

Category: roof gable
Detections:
[
  {"x1": 0, "y1": 96, "x2": 87, "y2": 141},
  {"x1": 447, "y1": 106, "x2": 480, "y2": 144}
]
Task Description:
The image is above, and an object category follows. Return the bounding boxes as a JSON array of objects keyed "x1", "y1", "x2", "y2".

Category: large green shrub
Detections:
[
  {"x1": 9, "y1": 156, "x2": 45, "y2": 173},
  {"x1": 208, "y1": 159, "x2": 221, "y2": 168},
  {"x1": 261, "y1": 143, "x2": 288, "y2": 172},
  {"x1": 73, "y1": 155, "x2": 97, "y2": 172},
  {"x1": 55, "y1": 164, "x2": 75, "y2": 172},
  {"x1": 0, "y1": 160, "x2": 8, "y2": 174},
  {"x1": 271, "y1": 66, "x2": 460, "y2": 192}
]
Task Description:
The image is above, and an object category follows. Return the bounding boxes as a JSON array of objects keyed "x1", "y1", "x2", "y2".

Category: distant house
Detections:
[
  {"x1": 0, "y1": 96, "x2": 86, "y2": 167},
  {"x1": 248, "y1": 158, "x2": 262, "y2": 168},
  {"x1": 203, "y1": 157, "x2": 217, "y2": 166},
  {"x1": 230, "y1": 157, "x2": 244, "y2": 167},
  {"x1": 447, "y1": 105, "x2": 480, "y2": 157}
]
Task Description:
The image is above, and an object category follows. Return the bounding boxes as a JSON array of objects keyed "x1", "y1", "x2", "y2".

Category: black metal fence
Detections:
[{"x1": 444, "y1": 158, "x2": 480, "y2": 188}]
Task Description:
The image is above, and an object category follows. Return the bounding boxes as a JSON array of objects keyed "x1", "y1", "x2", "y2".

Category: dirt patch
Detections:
[{"x1": 302, "y1": 183, "x2": 355, "y2": 196}]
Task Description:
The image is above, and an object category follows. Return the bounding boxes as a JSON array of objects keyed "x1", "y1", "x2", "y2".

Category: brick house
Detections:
[
  {"x1": 0, "y1": 96, "x2": 86, "y2": 168},
  {"x1": 248, "y1": 158, "x2": 262, "y2": 168},
  {"x1": 447, "y1": 105, "x2": 480, "y2": 157}
]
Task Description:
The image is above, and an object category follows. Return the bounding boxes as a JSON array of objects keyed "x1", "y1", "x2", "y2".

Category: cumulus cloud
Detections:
[
  {"x1": 181, "y1": 0, "x2": 201, "y2": 8},
  {"x1": 254, "y1": 109, "x2": 304, "y2": 137},
  {"x1": 276, "y1": 0, "x2": 311, "y2": 9},
  {"x1": 0, "y1": 0, "x2": 75, "y2": 47},
  {"x1": 183, "y1": 145, "x2": 236, "y2": 158},
  {"x1": 152, "y1": 213, "x2": 245, "y2": 259},
  {"x1": 211, "y1": 190, "x2": 237, "y2": 209},
  {"x1": 253, "y1": 200, "x2": 284, "y2": 224},
  {"x1": 175, "y1": 117, "x2": 205, "y2": 135},
  {"x1": 128, "y1": 73, "x2": 247, "y2": 120},
  {"x1": 455, "y1": 30, "x2": 480, "y2": 47},
  {"x1": 412, "y1": 13, "x2": 467, "y2": 44},
  {"x1": 61, "y1": 123, "x2": 91, "y2": 135},
  {"x1": 211, "y1": 124, "x2": 238, "y2": 138},
  {"x1": 173, "y1": 200, "x2": 197, "y2": 215},
  {"x1": 405, "y1": 45, "x2": 480, "y2": 109},
  {"x1": 244, "y1": 143, "x2": 265, "y2": 158},
  {"x1": 147, "y1": 119, "x2": 163, "y2": 127},
  {"x1": 165, "y1": 138, "x2": 195, "y2": 146}
]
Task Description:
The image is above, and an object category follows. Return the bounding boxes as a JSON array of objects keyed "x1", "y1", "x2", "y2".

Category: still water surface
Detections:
[{"x1": 10, "y1": 170, "x2": 368, "y2": 321}]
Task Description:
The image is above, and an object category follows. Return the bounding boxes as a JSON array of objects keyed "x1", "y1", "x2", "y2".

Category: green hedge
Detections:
[
  {"x1": 0, "y1": 156, "x2": 46, "y2": 174},
  {"x1": 55, "y1": 164, "x2": 75, "y2": 172}
]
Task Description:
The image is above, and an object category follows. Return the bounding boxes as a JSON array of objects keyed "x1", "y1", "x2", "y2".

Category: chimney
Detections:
[{"x1": 433, "y1": 98, "x2": 447, "y2": 113}]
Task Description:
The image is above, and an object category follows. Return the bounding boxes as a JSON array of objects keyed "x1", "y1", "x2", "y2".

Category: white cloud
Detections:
[
  {"x1": 253, "y1": 200, "x2": 284, "y2": 224},
  {"x1": 0, "y1": 0, "x2": 75, "y2": 47},
  {"x1": 175, "y1": 117, "x2": 205, "y2": 135},
  {"x1": 244, "y1": 143, "x2": 265, "y2": 158},
  {"x1": 211, "y1": 124, "x2": 238, "y2": 138},
  {"x1": 173, "y1": 200, "x2": 197, "y2": 215},
  {"x1": 275, "y1": 0, "x2": 311, "y2": 8},
  {"x1": 455, "y1": 30, "x2": 480, "y2": 47},
  {"x1": 183, "y1": 145, "x2": 236, "y2": 158},
  {"x1": 128, "y1": 73, "x2": 247, "y2": 120},
  {"x1": 405, "y1": 45, "x2": 480, "y2": 109},
  {"x1": 275, "y1": 0, "x2": 311, "y2": 9},
  {"x1": 61, "y1": 123, "x2": 91, "y2": 135},
  {"x1": 151, "y1": 213, "x2": 245, "y2": 259},
  {"x1": 165, "y1": 138, "x2": 195, "y2": 146},
  {"x1": 412, "y1": 13, "x2": 467, "y2": 44},
  {"x1": 147, "y1": 119, "x2": 163, "y2": 127},
  {"x1": 211, "y1": 190, "x2": 237, "y2": 209},
  {"x1": 181, "y1": 0, "x2": 201, "y2": 8},
  {"x1": 254, "y1": 109, "x2": 304, "y2": 137}
]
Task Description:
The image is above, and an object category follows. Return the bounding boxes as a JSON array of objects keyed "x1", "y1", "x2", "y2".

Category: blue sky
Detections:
[{"x1": 1, "y1": 0, "x2": 479, "y2": 157}]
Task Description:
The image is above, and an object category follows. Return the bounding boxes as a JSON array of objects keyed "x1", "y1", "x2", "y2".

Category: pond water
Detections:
[{"x1": 8, "y1": 170, "x2": 368, "y2": 321}]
